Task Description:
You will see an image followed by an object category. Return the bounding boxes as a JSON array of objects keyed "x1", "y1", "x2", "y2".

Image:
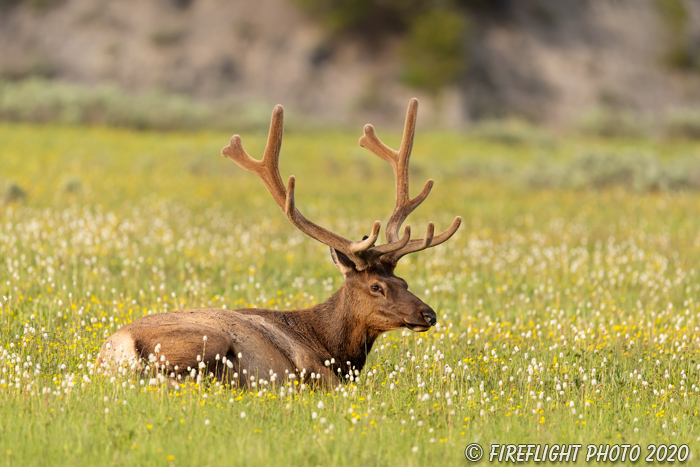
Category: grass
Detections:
[{"x1": 2, "y1": 122, "x2": 700, "y2": 465}]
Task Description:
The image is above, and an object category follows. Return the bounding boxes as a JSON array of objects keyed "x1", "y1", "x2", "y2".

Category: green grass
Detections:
[{"x1": 2, "y1": 123, "x2": 700, "y2": 465}]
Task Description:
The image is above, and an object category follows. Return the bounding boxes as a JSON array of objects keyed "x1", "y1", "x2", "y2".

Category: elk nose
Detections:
[{"x1": 421, "y1": 306, "x2": 437, "y2": 326}]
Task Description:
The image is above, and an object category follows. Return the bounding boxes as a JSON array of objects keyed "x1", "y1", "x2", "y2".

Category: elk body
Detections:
[{"x1": 97, "y1": 99, "x2": 461, "y2": 387}]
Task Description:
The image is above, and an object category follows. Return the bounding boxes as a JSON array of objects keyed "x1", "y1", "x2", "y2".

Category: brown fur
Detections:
[{"x1": 98, "y1": 261, "x2": 435, "y2": 386}]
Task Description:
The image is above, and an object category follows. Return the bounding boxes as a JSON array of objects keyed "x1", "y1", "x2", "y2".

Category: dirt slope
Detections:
[{"x1": 1, "y1": 0, "x2": 699, "y2": 126}]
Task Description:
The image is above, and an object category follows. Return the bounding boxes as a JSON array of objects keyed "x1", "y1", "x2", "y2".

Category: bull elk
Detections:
[{"x1": 97, "y1": 98, "x2": 461, "y2": 387}]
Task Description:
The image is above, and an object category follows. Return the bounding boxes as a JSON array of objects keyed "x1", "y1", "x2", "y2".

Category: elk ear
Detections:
[{"x1": 330, "y1": 247, "x2": 356, "y2": 276}]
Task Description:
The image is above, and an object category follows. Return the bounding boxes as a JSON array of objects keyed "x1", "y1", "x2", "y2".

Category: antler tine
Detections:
[
  {"x1": 224, "y1": 100, "x2": 459, "y2": 271},
  {"x1": 223, "y1": 105, "x2": 383, "y2": 271},
  {"x1": 222, "y1": 105, "x2": 287, "y2": 212},
  {"x1": 384, "y1": 216, "x2": 462, "y2": 264},
  {"x1": 284, "y1": 176, "x2": 381, "y2": 257},
  {"x1": 363, "y1": 225, "x2": 412, "y2": 263},
  {"x1": 359, "y1": 98, "x2": 434, "y2": 243},
  {"x1": 358, "y1": 124, "x2": 396, "y2": 164},
  {"x1": 359, "y1": 98, "x2": 461, "y2": 265}
]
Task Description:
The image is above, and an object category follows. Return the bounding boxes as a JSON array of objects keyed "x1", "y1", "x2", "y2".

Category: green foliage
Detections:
[
  {"x1": 655, "y1": 0, "x2": 686, "y2": 26},
  {"x1": 401, "y1": 9, "x2": 468, "y2": 94},
  {"x1": 665, "y1": 109, "x2": 700, "y2": 139},
  {"x1": 578, "y1": 106, "x2": 700, "y2": 141},
  {"x1": 0, "y1": 79, "x2": 273, "y2": 131},
  {"x1": 0, "y1": 0, "x2": 63, "y2": 13},
  {"x1": 293, "y1": 0, "x2": 429, "y2": 35},
  {"x1": 577, "y1": 108, "x2": 648, "y2": 139},
  {"x1": 3, "y1": 180, "x2": 27, "y2": 203},
  {"x1": 523, "y1": 150, "x2": 700, "y2": 192},
  {"x1": 149, "y1": 28, "x2": 186, "y2": 47},
  {"x1": 294, "y1": 1, "x2": 469, "y2": 93},
  {"x1": 655, "y1": 0, "x2": 698, "y2": 70},
  {"x1": 468, "y1": 118, "x2": 550, "y2": 147}
]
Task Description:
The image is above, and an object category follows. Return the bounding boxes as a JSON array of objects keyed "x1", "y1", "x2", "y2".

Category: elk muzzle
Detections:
[
  {"x1": 421, "y1": 305, "x2": 437, "y2": 327},
  {"x1": 403, "y1": 303, "x2": 437, "y2": 332}
]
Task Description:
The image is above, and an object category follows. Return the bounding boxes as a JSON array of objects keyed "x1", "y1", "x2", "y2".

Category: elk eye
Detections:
[{"x1": 370, "y1": 284, "x2": 382, "y2": 294}]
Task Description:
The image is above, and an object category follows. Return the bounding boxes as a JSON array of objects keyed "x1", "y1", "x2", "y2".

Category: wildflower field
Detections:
[{"x1": 2, "y1": 122, "x2": 700, "y2": 466}]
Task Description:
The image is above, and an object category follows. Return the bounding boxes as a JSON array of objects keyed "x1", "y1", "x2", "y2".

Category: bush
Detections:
[
  {"x1": 294, "y1": 1, "x2": 470, "y2": 93},
  {"x1": 401, "y1": 9, "x2": 468, "y2": 94},
  {"x1": 0, "y1": 79, "x2": 273, "y2": 131},
  {"x1": 293, "y1": 0, "x2": 430, "y2": 35},
  {"x1": 468, "y1": 119, "x2": 551, "y2": 146},
  {"x1": 576, "y1": 108, "x2": 648, "y2": 139},
  {"x1": 4, "y1": 180, "x2": 27, "y2": 203},
  {"x1": 655, "y1": 0, "x2": 697, "y2": 70},
  {"x1": 664, "y1": 110, "x2": 700, "y2": 139},
  {"x1": 523, "y1": 150, "x2": 700, "y2": 192}
]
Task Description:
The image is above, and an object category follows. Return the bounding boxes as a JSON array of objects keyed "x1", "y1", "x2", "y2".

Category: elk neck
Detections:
[{"x1": 296, "y1": 284, "x2": 380, "y2": 376}]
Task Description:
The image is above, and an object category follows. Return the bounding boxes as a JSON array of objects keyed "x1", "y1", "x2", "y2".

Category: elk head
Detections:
[
  {"x1": 330, "y1": 251, "x2": 437, "y2": 333},
  {"x1": 222, "y1": 98, "x2": 461, "y2": 336}
]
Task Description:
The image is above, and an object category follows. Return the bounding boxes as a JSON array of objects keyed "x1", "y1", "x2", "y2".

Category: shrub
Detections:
[
  {"x1": 522, "y1": 150, "x2": 700, "y2": 192},
  {"x1": 294, "y1": 1, "x2": 470, "y2": 94},
  {"x1": 664, "y1": 109, "x2": 700, "y2": 139},
  {"x1": 468, "y1": 119, "x2": 551, "y2": 146},
  {"x1": 576, "y1": 108, "x2": 649, "y2": 139},
  {"x1": 655, "y1": 0, "x2": 697, "y2": 70},
  {"x1": 4, "y1": 180, "x2": 27, "y2": 203},
  {"x1": 401, "y1": 9, "x2": 468, "y2": 94},
  {"x1": 0, "y1": 79, "x2": 272, "y2": 131}
]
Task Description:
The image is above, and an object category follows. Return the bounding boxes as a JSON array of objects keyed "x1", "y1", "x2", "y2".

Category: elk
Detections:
[{"x1": 97, "y1": 98, "x2": 461, "y2": 387}]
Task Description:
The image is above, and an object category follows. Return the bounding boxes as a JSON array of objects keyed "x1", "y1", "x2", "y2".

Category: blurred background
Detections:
[{"x1": 2, "y1": 0, "x2": 700, "y2": 133}]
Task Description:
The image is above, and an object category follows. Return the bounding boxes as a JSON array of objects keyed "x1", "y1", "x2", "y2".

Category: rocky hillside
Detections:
[{"x1": 1, "y1": 0, "x2": 699, "y2": 126}]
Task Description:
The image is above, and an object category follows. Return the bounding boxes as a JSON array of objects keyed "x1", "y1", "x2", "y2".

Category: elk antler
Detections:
[
  {"x1": 359, "y1": 98, "x2": 462, "y2": 265},
  {"x1": 222, "y1": 105, "x2": 412, "y2": 271}
]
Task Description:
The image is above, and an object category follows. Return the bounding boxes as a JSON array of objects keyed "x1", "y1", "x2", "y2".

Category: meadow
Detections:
[{"x1": 1, "y1": 121, "x2": 700, "y2": 466}]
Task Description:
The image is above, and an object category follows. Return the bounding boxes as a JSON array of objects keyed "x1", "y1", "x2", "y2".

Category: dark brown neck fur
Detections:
[{"x1": 294, "y1": 286, "x2": 380, "y2": 377}]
